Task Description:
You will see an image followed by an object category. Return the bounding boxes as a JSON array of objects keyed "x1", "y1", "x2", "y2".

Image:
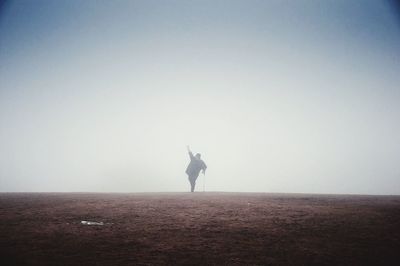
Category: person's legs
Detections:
[
  {"x1": 190, "y1": 180, "x2": 195, "y2": 192},
  {"x1": 188, "y1": 176, "x2": 196, "y2": 192}
]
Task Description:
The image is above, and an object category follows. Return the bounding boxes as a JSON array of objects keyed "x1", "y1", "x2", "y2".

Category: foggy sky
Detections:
[{"x1": 1, "y1": 0, "x2": 399, "y2": 194}]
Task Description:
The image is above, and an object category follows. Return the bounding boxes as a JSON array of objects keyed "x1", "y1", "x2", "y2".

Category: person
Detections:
[{"x1": 185, "y1": 146, "x2": 207, "y2": 192}]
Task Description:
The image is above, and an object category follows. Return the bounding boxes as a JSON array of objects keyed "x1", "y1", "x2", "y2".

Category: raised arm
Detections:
[{"x1": 187, "y1": 145, "x2": 195, "y2": 160}]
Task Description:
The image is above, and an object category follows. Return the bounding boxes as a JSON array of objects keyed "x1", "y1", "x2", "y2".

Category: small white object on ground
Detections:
[{"x1": 81, "y1": 220, "x2": 104, "y2": 225}]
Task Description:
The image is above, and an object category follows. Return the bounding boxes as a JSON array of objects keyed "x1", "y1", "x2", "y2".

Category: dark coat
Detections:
[{"x1": 185, "y1": 152, "x2": 207, "y2": 178}]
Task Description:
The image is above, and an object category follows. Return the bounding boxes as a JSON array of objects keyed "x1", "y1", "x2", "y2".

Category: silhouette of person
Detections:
[{"x1": 185, "y1": 146, "x2": 207, "y2": 192}]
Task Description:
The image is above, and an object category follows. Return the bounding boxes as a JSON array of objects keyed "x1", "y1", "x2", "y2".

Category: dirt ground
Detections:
[{"x1": 0, "y1": 192, "x2": 399, "y2": 265}]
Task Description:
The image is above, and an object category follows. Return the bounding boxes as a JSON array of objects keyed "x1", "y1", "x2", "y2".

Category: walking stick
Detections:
[{"x1": 203, "y1": 172, "x2": 206, "y2": 192}]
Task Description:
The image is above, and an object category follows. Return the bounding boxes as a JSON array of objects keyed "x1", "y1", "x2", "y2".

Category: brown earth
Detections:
[{"x1": 0, "y1": 192, "x2": 399, "y2": 265}]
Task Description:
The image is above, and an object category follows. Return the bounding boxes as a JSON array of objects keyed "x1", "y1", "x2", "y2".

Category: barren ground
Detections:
[{"x1": 0, "y1": 192, "x2": 399, "y2": 265}]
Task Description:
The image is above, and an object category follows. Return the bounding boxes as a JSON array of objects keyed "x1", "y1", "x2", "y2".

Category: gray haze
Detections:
[{"x1": 1, "y1": 0, "x2": 400, "y2": 194}]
